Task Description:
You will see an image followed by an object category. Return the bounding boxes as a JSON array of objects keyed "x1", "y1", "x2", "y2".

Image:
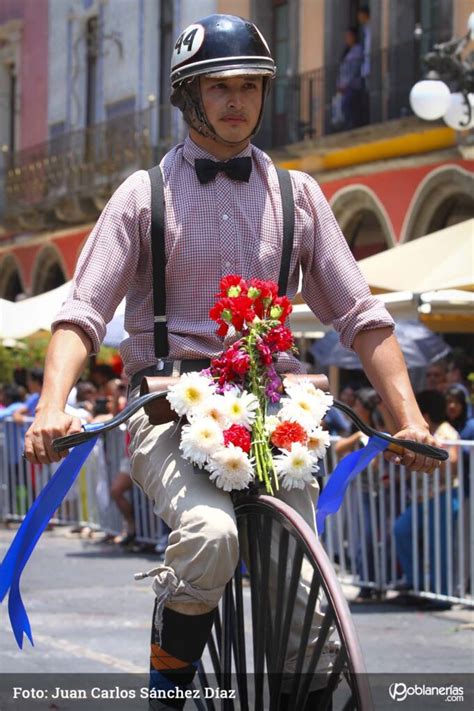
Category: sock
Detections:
[{"x1": 149, "y1": 603, "x2": 215, "y2": 710}]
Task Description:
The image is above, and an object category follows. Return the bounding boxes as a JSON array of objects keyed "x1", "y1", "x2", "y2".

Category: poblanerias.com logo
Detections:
[{"x1": 389, "y1": 682, "x2": 464, "y2": 703}]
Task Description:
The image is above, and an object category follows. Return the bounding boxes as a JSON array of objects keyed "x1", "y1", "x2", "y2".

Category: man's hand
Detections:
[
  {"x1": 385, "y1": 424, "x2": 439, "y2": 474},
  {"x1": 24, "y1": 409, "x2": 83, "y2": 464}
]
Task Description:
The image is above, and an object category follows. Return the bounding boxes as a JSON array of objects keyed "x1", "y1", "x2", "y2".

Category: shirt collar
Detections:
[{"x1": 182, "y1": 134, "x2": 253, "y2": 167}]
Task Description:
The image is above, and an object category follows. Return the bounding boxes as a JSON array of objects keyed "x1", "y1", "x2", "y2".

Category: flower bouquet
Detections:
[{"x1": 166, "y1": 275, "x2": 333, "y2": 494}]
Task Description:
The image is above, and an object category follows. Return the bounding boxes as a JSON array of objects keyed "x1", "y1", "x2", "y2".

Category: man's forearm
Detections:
[
  {"x1": 352, "y1": 327, "x2": 427, "y2": 431},
  {"x1": 36, "y1": 323, "x2": 92, "y2": 412}
]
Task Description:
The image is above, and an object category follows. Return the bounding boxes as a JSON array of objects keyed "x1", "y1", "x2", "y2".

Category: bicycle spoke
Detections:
[
  {"x1": 207, "y1": 617, "x2": 222, "y2": 679},
  {"x1": 255, "y1": 513, "x2": 275, "y2": 665},
  {"x1": 233, "y1": 564, "x2": 249, "y2": 710},
  {"x1": 288, "y1": 568, "x2": 321, "y2": 703},
  {"x1": 221, "y1": 583, "x2": 234, "y2": 708},
  {"x1": 294, "y1": 607, "x2": 334, "y2": 707},
  {"x1": 195, "y1": 662, "x2": 217, "y2": 711},
  {"x1": 273, "y1": 543, "x2": 304, "y2": 691},
  {"x1": 247, "y1": 513, "x2": 265, "y2": 709}
]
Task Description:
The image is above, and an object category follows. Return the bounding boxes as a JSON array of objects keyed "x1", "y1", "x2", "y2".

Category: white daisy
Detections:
[
  {"x1": 222, "y1": 390, "x2": 259, "y2": 429},
  {"x1": 274, "y1": 442, "x2": 319, "y2": 490},
  {"x1": 207, "y1": 444, "x2": 255, "y2": 492},
  {"x1": 279, "y1": 386, "x2": 333, "y2": 431},
  {"x1": 180, "y1": 417, "x2": 224, "y2": 467},
  {"x1": 278, "y1": 395, "x2": 319, "y2": 431},
  {"x1": 307, "y1": 425, "x2": 331, "y2": 459},
  {"x1": 188, "y1": 394, "x2": 229, "y2": 429},
  {"x1": 167, "y1": 372, "x2": 215, "y2": 417},
  {"x1": 283, "y1": 380, "x2": 333, "y2": 419}
]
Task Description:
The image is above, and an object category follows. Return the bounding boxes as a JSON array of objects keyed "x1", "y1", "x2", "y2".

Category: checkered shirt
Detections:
[{"x1": 52, "y1": 136, "x2": 394, "y2": 378}]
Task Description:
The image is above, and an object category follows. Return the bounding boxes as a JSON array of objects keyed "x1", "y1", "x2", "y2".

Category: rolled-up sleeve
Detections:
[
  {"x1": 52, "y1": 170, "x2": 150, "y2": 353},
  {"x1": 297, "y1": 172, "x2": 394, "y2": 348}
]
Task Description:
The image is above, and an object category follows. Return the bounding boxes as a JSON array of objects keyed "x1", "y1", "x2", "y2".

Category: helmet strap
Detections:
[{"x1": 172, "y1": 76, "x2": 271, "y2": 147}]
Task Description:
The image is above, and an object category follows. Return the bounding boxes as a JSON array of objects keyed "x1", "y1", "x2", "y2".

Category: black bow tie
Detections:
[{"x1": 195, "y1": 157, "x2": 252, "y2": 184}]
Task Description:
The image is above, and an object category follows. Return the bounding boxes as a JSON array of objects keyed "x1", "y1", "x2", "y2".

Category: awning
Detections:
[
  {"x1": 0, "y1": 282, "x2": 126, "y2": 345},
  {"x1": 358, "y1": 219, "x2": 473, "y2": 293},
  {"x1": 310, "y1": 321, "x2": 451, "y2": 370}
]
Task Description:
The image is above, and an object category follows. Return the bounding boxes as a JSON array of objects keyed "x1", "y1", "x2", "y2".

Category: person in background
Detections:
[
  {"x1": 446, "y1": 351, "x2": 473, "y2": 416},
  {"x1": 74, "y1": 381, "x2": 98, "y2": 416},
  {"x1": 334, "y1": 388, "x2": 384, "y2": 600},
  {"x1": 12, "y1": 369, "x2": 44, "y2": 422},
  {"x1": 339, "y1": 383, "x2": 357, "y2": 409},
  {"x1": 357, "y1": 3, "x2": 371, "y2": 125},
  {"x1": 336, "y1": 27, "x2": 364, "y2": 130},
  {"x1": 0, "y1": 384, "x2": 26, "y2": 421},
  {"x1": 424, "y1": 360, "x2": 448, "y2": 393},
  {"x1": 111, "y1": 431, "x2": 136, "y2": 547},
  {"x1": 394, "y1": 390, "x2": 459, "y2": 599},
  {"x1": 445, "y1": 384, "x2": 474, "y2": 497}
]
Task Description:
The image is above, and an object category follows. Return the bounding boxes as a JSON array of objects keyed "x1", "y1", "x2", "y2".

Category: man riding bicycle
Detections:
[{"x1": 24, "y1": 14, "x2": 438, "y2": 710}]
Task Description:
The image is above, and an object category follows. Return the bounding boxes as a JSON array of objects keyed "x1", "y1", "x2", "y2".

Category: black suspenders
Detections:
[
  {"x1": 148, "y1": 165, "x2": 168, "y2": 358},
  {"x1": 147, "y1": 164, "x2": 295, "y2": 360}
]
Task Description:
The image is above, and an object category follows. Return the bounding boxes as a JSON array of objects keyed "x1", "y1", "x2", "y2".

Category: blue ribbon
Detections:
[
  {"x1": 316, "y1": 435, "x2": 389, "y2": 535},
  {"x1": 0, "y1": 434, "x2": 98, "y2": 648}
]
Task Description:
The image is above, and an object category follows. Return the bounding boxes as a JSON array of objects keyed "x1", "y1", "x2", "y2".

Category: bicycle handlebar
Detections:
[
  {"x1": 52, "y1": 390, "x2": 448, "y2": 462},
  {"x1": 333, "y1": 399, "x2": 447, "y2": 461}
]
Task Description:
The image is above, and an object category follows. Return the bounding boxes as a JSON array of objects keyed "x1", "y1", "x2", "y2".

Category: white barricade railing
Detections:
[
  {"x1": 322, "y1": 436, "x2": 473, "y2": 605},
  {"x1": 1, "y1": 419, "x2": 472, "y2": 605}
]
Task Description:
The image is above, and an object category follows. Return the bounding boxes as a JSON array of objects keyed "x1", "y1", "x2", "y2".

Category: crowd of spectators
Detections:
[
  {"x1": 1, "y1": 346, "x2": 472, "y2": 586},
  {"x1": 317, "y1": 348, "x2": 474, "y2": 606}
]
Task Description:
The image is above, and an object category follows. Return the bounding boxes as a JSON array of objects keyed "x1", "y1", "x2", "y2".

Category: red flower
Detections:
[
  {"x1": 264, "y1": 325, "x2": 294, "y2": 352},
  {"x1": 218, "y1": 275, "x2": 248, "y2": 298},
  {"x1": 256, "y1": 340, "x2": 273, "y2": 366},
  {"x1": 269, "y1": 295, "x2": 292, "y2": 322},
  {"x1": 228, "y1": 295, "x2": 256, "y2": 331},
  {"x1": 271, "y1": 421, "x2": 308, "y2": 450},
  {"x1": 248, "y1": 279, "x2": 279, "y2": 317},
  {"x1": 228, "y1": 347, "x2": 251, "y2": 375},
  {"x1": 224, "y1": 424, "x2": 252, "y2": 453}
]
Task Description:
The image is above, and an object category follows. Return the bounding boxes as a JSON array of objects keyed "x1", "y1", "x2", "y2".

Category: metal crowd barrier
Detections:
[
  {"x1": 1, "y1": 419, "x2": 472, "y2": 606},
  {"x1": 323, "y1": 437, "x2": 474, "y2": 606}
]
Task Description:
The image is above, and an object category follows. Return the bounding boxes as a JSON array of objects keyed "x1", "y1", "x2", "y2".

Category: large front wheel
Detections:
[{"x1": 195, "y1": 495, "x2": 373, "y2": 710}]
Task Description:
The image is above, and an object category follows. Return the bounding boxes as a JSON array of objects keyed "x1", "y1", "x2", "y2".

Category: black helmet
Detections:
[{"x1": 170, "y1": 14, "x2": 276, "y2": 144}]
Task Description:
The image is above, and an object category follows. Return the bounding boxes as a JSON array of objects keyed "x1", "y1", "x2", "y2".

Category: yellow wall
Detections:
[
  {"x1": 217, "y1": 0, "x2": 251, "y2": 19},
  {"x1": 299, "y1": 0, "x2": 324, "y2": 72}
]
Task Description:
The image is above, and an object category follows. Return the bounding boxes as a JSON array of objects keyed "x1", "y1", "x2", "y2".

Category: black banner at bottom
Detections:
[{"x1": 0, "y1": 673, "x2": 472, "y2": 710}]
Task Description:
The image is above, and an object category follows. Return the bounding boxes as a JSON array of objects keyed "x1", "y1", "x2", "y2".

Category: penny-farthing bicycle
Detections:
[{"x1": 54, "y1": 377, "x2": 447, "y2": 711}]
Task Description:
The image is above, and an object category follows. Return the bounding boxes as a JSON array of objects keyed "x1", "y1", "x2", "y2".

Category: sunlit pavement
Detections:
[{"x1": 0, "y1": 526, "x2": 472, "y2": 676}]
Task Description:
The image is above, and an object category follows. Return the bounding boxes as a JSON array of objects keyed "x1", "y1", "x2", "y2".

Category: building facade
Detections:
[{"x1": 0, "y1": 0, "x2": 473, "y2": 306}]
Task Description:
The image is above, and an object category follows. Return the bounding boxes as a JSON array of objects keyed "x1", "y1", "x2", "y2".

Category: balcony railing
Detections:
[
  {"x1": 2, "y1": 106, "x2": 172, "y2": 231},
  {"x1": 265, "y1": 33, "x2": 452, "y2": 149}
]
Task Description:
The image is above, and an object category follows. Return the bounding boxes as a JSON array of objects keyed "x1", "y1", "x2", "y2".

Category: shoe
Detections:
[
  {"x1": 115, "y1": 532, "x2": 136, "y2": 547},
  {"x1": 354, "y1": 587, "x2": 377, "y2": 602},
  {"x1": 154, "y1": 534, "x2": 168, "y2": 555}
]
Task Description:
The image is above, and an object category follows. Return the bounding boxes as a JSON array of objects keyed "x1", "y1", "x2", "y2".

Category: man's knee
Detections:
[{"x1": 175, "y1": 505, "x2": 239, "y2": 588}]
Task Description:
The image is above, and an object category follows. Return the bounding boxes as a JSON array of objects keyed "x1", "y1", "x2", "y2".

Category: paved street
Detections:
[{"x1": 0, "y1": 526, "x2": 472, "y2": 709}]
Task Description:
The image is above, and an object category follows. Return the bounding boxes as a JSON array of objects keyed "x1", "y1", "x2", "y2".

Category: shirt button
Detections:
[
  {"x1": 222, "y1": 214, "x2": 229, "y2": 221},
  {"x1": 225, "y1": 261, "x2": 231, "y2": 268}
]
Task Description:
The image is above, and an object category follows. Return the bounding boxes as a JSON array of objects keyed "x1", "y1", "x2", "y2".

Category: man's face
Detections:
[
  {"x1": 199, "y1": 75, "x2": 263, "y2": 145},
  {"x1": 425, "y1": 365, "x2": 446, "y2": 391}
]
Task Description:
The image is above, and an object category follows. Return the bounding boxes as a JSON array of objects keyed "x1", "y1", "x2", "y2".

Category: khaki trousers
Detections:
[{"x1": 128, "y1": 398, "x2": 335, "y2": 683}]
